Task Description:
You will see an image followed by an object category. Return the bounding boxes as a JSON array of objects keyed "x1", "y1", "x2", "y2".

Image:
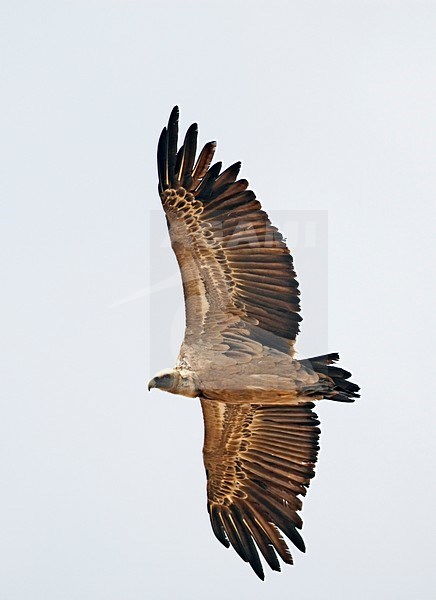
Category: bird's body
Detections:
[
  {"x1": 155, "y1": 341, "x2": 325, "y2": 404},
  {"x1": 148, "y1": 107, "x2": 360, "y2": 579}
]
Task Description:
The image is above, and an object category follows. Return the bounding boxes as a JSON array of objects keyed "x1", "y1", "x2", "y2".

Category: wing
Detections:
[
  {"x1": 201, "y1": 398, "x2": 320, "y2": 579},
  {"x1": 157, "y1": 107, "x2": 301, "y2": 354}
]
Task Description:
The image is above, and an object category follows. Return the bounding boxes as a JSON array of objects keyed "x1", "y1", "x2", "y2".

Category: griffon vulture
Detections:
[{"x1": 148, "y1": 107, "x2": 359, "y2": 579}]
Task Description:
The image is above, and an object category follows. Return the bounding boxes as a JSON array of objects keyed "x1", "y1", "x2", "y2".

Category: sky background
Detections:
[{"x1": 1, "y1": 1, "x2": 435, "y2": 598}]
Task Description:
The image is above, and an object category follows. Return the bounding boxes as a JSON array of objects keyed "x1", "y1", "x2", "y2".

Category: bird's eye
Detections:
[{"x1": 160, "y1": 374, "x2": 171, "y2": 381}]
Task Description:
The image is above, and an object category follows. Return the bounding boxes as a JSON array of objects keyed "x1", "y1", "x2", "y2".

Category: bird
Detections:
[{"x1": 148, "y1": 107, "x2": 360, "y2": 579}]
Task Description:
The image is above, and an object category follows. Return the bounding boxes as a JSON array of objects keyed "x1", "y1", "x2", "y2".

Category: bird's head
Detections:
[{"x1": 147, "y1": 368, "x2": 198, "y2": 398}]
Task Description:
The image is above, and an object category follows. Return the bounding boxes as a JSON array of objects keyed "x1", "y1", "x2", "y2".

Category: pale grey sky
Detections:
[{"x1": 1, "y1": 1, "x2": 435, "y2": 599}]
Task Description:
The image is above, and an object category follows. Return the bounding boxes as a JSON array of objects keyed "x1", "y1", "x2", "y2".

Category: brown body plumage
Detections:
[{"x1": 148, "y1": 107, "x2": 360, "y2": 579}]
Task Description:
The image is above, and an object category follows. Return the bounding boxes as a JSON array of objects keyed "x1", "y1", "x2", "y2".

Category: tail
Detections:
[{"x1": 300, "y1": 352, "x2": 360, "y2": 402}]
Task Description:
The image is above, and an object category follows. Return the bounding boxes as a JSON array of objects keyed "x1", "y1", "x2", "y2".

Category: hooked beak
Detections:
[{"x1": 147, "y1": 378, "x2": 156, "y2": 391}]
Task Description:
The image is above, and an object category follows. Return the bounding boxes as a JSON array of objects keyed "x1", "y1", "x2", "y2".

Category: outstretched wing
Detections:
[
  {"x1": 201, "y1": 398, "x2": 320, "y2": 579},
  {"x1": 157, "y1": 106, "x2": 301, "y2": 354}
]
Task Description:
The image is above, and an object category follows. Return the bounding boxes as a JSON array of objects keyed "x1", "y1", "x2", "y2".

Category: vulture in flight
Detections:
[{"x1": 148, "y1": 107, "x2": 359, "y2": 579}]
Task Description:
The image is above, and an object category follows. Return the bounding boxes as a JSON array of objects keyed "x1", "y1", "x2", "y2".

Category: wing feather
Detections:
[
  {"x1": 177, "y1": 123, "x2": 198, "y2": 186},
  {"x1": 157, "y1": 127, "x2": 168, "y2": 194},
  {"x1": 214, "y1": 161, "x2": 242, "y2": 189},
  {"x1": 191, "y1": 141, "x2": 217, "y2": 189},
  {"x1": 166, "y1": 106, "x2": 179, "y2": 186}
]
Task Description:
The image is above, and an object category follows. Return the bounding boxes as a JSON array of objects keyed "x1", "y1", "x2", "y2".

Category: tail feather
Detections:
[{"x1": 301, "y1": 353, "x2": 360, "y2": 402}]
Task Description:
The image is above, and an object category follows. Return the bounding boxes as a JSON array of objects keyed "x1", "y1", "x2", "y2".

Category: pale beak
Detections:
[{"x1": 147, "y1": 378, "x2": 156, "y2": 391}]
